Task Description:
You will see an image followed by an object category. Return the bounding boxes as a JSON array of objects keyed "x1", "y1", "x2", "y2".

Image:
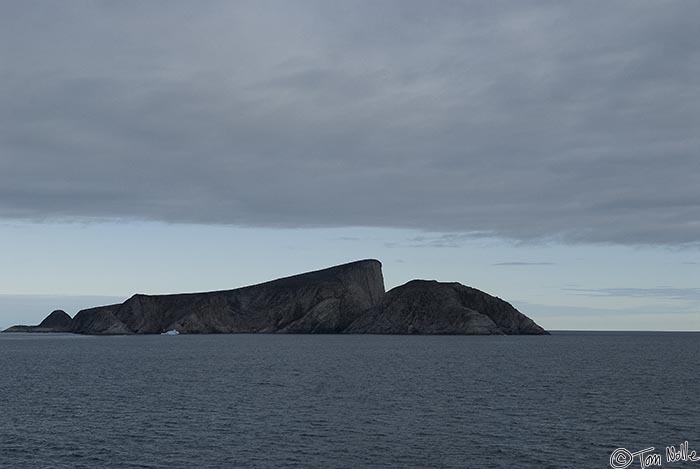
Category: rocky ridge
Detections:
[{"x1": 3, "y1": 260, "x2": 547, "y2": 335}]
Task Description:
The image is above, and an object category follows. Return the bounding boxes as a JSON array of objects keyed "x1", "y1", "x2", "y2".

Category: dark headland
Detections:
[{"x1": 3, "y1": 260, "x2": 548, "y2": 335}]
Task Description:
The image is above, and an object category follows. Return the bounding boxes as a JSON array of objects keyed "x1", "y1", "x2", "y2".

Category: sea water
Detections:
[{"x1": 0, "y1": 332, "x2": 698, "y2": 468}]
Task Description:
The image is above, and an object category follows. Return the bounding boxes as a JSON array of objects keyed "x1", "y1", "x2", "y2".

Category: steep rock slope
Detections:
[
  {"x1": 345, "y1": 280, "x2": 548, "y2": 335},
  {"x1": 71, "y1": 259, "x2": 385, "y2": 334}
]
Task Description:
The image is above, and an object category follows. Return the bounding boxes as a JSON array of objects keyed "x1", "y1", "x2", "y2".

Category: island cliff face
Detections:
[
  {"x1": 3, "y1": 260, "x2": 548, "y2": 335},
  {"x1": 71, "y1": 259, "x2": 385, "y2": 335}
]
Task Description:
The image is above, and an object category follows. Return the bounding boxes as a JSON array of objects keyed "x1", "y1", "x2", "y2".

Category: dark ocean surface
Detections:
[{"x1": 0, "y1": 332, "x2": 698, "y2": 469}]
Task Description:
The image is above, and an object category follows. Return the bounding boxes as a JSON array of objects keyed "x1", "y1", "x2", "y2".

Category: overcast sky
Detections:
[{"x1": 1, "y1": 1, "x2": 698, "y2": 330}]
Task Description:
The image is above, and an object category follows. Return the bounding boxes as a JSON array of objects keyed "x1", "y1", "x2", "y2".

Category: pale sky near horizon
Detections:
[{"x1": 1, "y1": 1, "x2": 698, "y2": 330}]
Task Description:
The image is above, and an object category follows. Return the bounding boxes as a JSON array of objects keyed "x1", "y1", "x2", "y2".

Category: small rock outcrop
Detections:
[
  {"x1": 38, "y1": 310, "x2": 74, "y2": 330},
  {"x1": 3, "y1": 309, "x2": 73, "y2": 333},
  {"x1": 3, "y1": 260, "x2": 548, "y2": 335}
]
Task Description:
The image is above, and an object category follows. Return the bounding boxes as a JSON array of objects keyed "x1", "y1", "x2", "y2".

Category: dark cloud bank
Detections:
[{"x1": 1, "y1": 1, "x2": 698, "y2": 245}]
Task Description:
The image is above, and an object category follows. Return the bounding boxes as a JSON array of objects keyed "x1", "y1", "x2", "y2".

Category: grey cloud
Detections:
[
  {"x1": 564, "y1": 287, "x2": 700, "y2": 302},
  {"x1": 1, "y1": 1, "x2": 699, "y2": 245},
  {"x1": 492, "y1": 262, "x2": 555, "y2": 266},
  {"x1": 403, "y1": 233, "x2": 491, "y2": 248},
  {"x1": 514, "y1": 300, "x2": 699, "y2": 318}
]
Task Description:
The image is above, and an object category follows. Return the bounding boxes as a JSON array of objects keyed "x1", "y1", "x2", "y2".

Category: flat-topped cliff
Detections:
[
  {"x1": 71, "y1": 259, "x2": 385, "y2": 335},
  {"x1": 3, "y1": 260, "x2": 547, "y2": 335}
]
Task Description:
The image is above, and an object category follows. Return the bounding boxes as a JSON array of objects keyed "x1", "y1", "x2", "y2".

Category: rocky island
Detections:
[
  {"x1": 3, "y1": 309, "x2": 74, "y2": 333},
  {"x1": 3, "y1": 259, "x2": 547, "y2": 335}
]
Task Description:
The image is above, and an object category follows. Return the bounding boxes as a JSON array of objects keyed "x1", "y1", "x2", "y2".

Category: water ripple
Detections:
[{"x1": 0, "y1": 332, "x2": 698, "y2": 468}]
